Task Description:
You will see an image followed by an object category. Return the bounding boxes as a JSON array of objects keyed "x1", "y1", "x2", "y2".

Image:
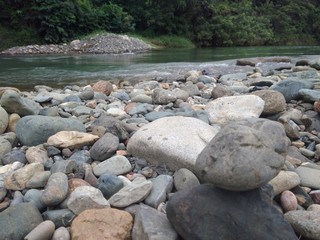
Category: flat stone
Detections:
[
  {"x1": 132, "y1": 204, "x2": 178, "y2": 240},
  {"x1": 67, "y1": 186, "x2": 110, "y2": 215},
  {"x1": 173, "y1": 168, "x2": 200, "y2": 191},
  {"x1": 24, "y1": 220, "x2": 55, "y2": 240},
  {"x1": 268, "y1": 170, "x2": 301, "y2": 195},
  {"x1": 144, "y1": 175, "x2": 173, "y2": 208},
  {"x1": 109, "y1": 180, "x2": 153, "y2": 208},
  {"x1": 195, "y1": 118, "x2": 288, "y2": 191},
  {"x1": 0, "y1": 106, "x2": 8, "y2": 134},
  {"x1": 41, "y1": 172, "x2": 68, "y2": 206},
  {"x1": 71, "y1": 208, "x2": 133, "y2": 240},
  {"x1": 205, "y1": 95, "x2": 265, "y2": 124},
  {"x1": 295, "y1": 166, "x2": 320, "y2": 189},
  {"x1": 127, "y1": 116, "x2": 220, "y2": 172},
  {"x1": 4, "y1": 162, "x2": 44, "y2": 190},
  {"x1": 0, "y1": 203, "x2": 43, "y2": 240},
  {"x1": 299, "y1": 89, "x2": 320, "y2": 102},
  {"x1": 47, "y1": 131, "x2": 99, "y2": 149},
  {"x1": 285, "y1": 210, "x2": 320, "y2": 239},
  {"x1": 167, "y1": 184, "x2": 298, "y2": 240},
  {"x1": 89, "y1": 132, "x2": 119, "y2": 161},
  {"x1": 93, "y1": 155, "x2": 132, "y2": 176},
  {"x1": 16, "y1": 115, "x2": 86, "y2": 146}
]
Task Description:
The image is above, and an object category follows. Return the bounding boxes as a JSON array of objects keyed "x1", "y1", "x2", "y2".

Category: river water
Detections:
[{"x1": 1, "y1": 46, "x2": 320, "y2": 90}]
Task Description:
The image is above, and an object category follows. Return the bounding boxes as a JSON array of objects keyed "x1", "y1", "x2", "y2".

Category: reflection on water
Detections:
[{"x1": 1, "y1": 46, "x2": 320, "y2": 90}]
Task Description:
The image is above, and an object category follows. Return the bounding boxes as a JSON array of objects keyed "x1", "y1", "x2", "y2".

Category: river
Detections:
[{"x1": 1, "y1": 46, "x2": 320, "y2": 90}]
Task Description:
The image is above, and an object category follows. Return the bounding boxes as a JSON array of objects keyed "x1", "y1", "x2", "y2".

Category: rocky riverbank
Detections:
[
  {"x1": 0, "y1": 33, "x2": 153, "y2": 55},
  {"x1": 1, "y1": 55, "x2": 320, "y2": 239}
]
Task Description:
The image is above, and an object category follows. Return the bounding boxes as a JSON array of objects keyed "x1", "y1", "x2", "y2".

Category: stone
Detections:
[
  {"x1": 195, "y1": 118, "x2": 288, "y2": 191},
  {"x1": 271, "y1": 79, "x2": 312, "y2": 102},
  {"x1": 295, "y1": 166, "x2": 320, "y2": 189},
  {"x1": 144, "y1": 111, "x2": 175, "y2": 122},
  {"x1": 309, "y1": 190, "x2": 320, "y2": 204},
  {"x1": 109, "y1": 180, "x2": 153, "y2": 208},
  {"x1": 219, "y1": 72, "x2": 247, "y2": 85},
  {"x1": 4, "y1": 162, "x2": 44, "y2": 190},
  {"x1": 211, "y1": 84, "x2": 232, "y2": 99},
  {"x1": 285, "y1": 210, "x2": 320, "y2": 239},
  {"x1": 11, "y1": 190, "x2": 24, "y2": 205},
  {"x1": 52, "y1": 227, "x2": 70, "y2": 240},
  {"x1": 92, "y1": 80, "x2": 113, "y2": 95},
  {"x1": 291, "y1": 186, "x2": 314, "y2": 209},
  {"x1": 68, "y1": 150, "x2": 92, "y2": 164},
  {"x1": 41, "y1": 172, "x2": 68, "y2": 206},
  {"x1": 173, "y1": 168, "x2": 200, "y2": 192},
  {"x1": 0, "y1": 89, "x2": 42, "y2": 116},
  {"x1": 67, "y1": 186, "x2": 110, "y2": 215},
  {"x1": 79, "y1": 87, "x2": 94, "y2": 100},
  {"x1": 26, "y1": 170, "x2": 51, "y2": 188},
  {"x1": 299, "y1": 89, "x2": 320, "y2": 102},
  {"x1": 280, "y1": 190, "x2": 298, "y2": 212},
  {"x1": 268, "y1": 170, "x2": 301, "y2": 196},
  {"x1": 50, "y1": 159, "x2": 77, "y2": 174},
  {"x1": 42, "y1": 209, "x2": 75, "y2": 228},
  {"x1": 24, "y1": 220, "x2": 55, "y2": 240},
  {"x1": 167, "y1": 184, "x2": 298, "y2": 240},
  {"x1": 24, "y1": 189, "x2": 46, "y2": 211},
  {"x1": 16, "y1": 115, "x2": 86, "y2": 146},
  {"x1": 132, "y1": 204, "x2": 178, "y2": 240},
  {"x1": 7, "y1": 113, "x2": 20, "y2": 132},
  {"x1": 0, "y1": 203, "x2": 43, "y2": 240},
  {"x1": 26, "y1": 145, "x2": 48, "y2": 164},
  {"x1": 33, "y1": 92, "x2": 53, "y2": 103},
  {"x1": 0, "y1": 138, "x2": 12, "y2": 163},
  {"x1": 152, "y1": 88, "x2": 177, "y2": 104},
  {"x1": 205, "y1": 95, "x2": 265, "y2": 124},
  {"x1": 93, "y1": 155, "x2": 132, "y2": 176},
  {"x1": 0, "y1": 106, "x2": 8, "y2": 134},
  {"x1": 2, "y1": 148, "x2": 27, "y2": 165},
  {"x1": 144, "y1": 175, "x2": 173, "y2": 208},
  {"x1": 71, "y1": 208, "x2": 133, "y2": 240},
  {"x1": 251, "y1": 89, "x2": 286, "y2": 115},
  {"x1": 127, "y1": 116, "x2": 220, "y2": 172},
  {"x1": 89, "y1": 133, "x2": 119, "y2": 161},
  {"x1": 47, "y1": 131, "x2": 99, "y2": 149},
  {"x1": 98, "y1": 173, "x2": 124, "y2": 199},
  {"x1": 181, "y1": 84, "x2": 201, "y2": 96}
]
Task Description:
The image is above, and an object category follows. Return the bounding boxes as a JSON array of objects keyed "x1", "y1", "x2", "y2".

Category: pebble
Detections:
[
  {"x1": 93, "y1": 155, "x2": 132, "y2": 176},
  {"x1": 173, "y1": 168, "x2": 200, "y2": 191},
  {"x1": 98, "y1": 173, "x2": 124, "y2": 199},
  {"x1": 41, "y1": 172, "x2": 68, "y2": 206},
  {"x1": 52, "y1": 227, "x2": 70, "y2": 240},
  {"x1": 268, "y1": 170, "x2": 301, "y2": 195},
  {"x1": 24, "y1": 220, "x2": 55, "y2": 240}
]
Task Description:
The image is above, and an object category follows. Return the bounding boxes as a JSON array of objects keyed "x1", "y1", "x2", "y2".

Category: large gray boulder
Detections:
[
  {"x1": 194, "y1": 118, "x2": 288, "y2": 191},
  {"x1": 0, "y1": 203, "x2": 43, "y2": 240},
  {"x1": 0, "y1": 89, "x2": 42, "y2": 116},
  {"x1": 16, "y1": 115, "x2": 86, "y2": 146},
  {"x1": 166, "y1": 184, "x2": 298, "y2": 240},
  {"x1": 127, "y1": 116, "x2": 220, "y2": 172}
]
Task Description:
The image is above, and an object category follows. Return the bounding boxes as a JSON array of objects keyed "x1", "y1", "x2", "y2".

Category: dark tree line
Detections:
[{"x1": 1, "y1": 0, "x2": 320, "y2": 47}]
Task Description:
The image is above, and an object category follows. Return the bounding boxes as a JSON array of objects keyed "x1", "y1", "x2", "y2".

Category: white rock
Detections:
[{"x1": 47, "y1": 131, "x2": 99, "y2": 149}]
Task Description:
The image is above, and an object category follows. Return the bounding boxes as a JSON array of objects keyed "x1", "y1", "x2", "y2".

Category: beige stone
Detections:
[
  {"x1": 8, "y1": 113, "x2": 20, "y2": 132},
  {"x1": 47, "y1": 131, "x2": 99, "y2": 149},
  {"x1": 268, "y1": 170, "x2": 301, "y2": 195},
  {"x1": 92, "y1": 80, "x2": 113, "y2": 96},
  {"x1": 26, "y1": 145, "x2": 48, "y2": 164},
  {"x1": 71, "y1": 208, "x2": 133, "y2": 240}
]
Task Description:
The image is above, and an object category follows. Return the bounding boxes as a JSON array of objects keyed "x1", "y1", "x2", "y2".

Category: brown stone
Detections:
[
  {"x1": 70, "y1": 208, "x2": 133, "y2": 240},
  {"x1": 92, "y1": 80, "x2": 113, "y2": 96},
  {"x1": 67, "y1": 178, "x2": 91, "y2": 196},
  {"x1": 251, "y1": 89, "x2": 286, "y2": 115},
  {"x1": 8, "y1": 113, "x2": 20, "y2": 132}
]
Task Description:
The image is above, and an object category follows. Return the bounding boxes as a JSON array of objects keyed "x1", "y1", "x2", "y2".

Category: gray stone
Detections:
[
  {"x1": 172, "y1": 88, "x2": 189, "y2": 101},
  {"x1": 52, "y1": 227, "x2": 70, "y2": 240},
  {"x1": 219, "y1": 72, "x2": 247, "y2": 85},
  {"x1": 109, "y1": 180, "x2": 153, "y2": 208},
  {"x1": 2, "y1": 148, "x2": 27, "y2": 165},
  {"x1": 10, "y1": 190, "x2": 24, "y2": 205},
  {"x1": 195, "y1": 118, "x2": 288, "y2": 191},
  {"x1": 0, "y1": 106, "x2": 8, "y2": 134},
  {"x1": 24, "y1": 189, "x2": 46, "y2": 211},
  {"x1": 0, "y1": 90, "x2": 42, "y2": 116},
  {"x1": 42, "y1": 209, "x2": 75, "y2": 228},
  {"x1": 24, "y1": 220, "x2": 55, "y2": 240},
  {"x1": 285, "y1": 210, "x2": 320, "y2": 239},
  {"x1": 181, "y1": 84, "x2": 201, "y2": 96},
  {"x1": 131, "y1": 93, "x2": 153, "y2": 104},
  {"x1": 16, "y1": 115, "x2": 85, "y2": 146},
  {"x1": 98, "y1": 173, "x2": 124, "y2": 199},
  {"x1": 67, "y1": 185, "x2": 110, "y2": 215},
  {"x1": 205, "y1": 95, "x2": 265, "y2": 125},
  {"x1": 50, "y1": 160, "x2": 77, "y2": 174},
  {"x1": 167, "y1": 184, "x2": 298, "y2": 240},
  {"x1": 33, "y1": 93, "x2": 53, "y2": 103},
  {"x1": 79, "y1": 87, "x2": 94, "y2": 100},
  {"x1": 173, "y1": 168, "x2": 200, "y2": 191},
  {"x1": 0, "y1": 203, "x2": 43, "y2": 240},
  {"x1": 211, "y1": 84, "x2": 232, "y2": 99},
  {"x1": 0, "y1": 138, "x2": 12, "y2": 163},
  {"x1": 26, "y1": 170, "x2": 51, "y2": 188},
  {"x1": 41, "y1": 172, "x2": 68, "y2": 206},
  {"x1": 128, "y1": 103, "x2": 153, "y2": 115},
  {"x1": 271, "y1": 79, "x2": 312, "y2": 102},
  {"x1": 127, "y1": 116, "x2": 220, "y2": 172},
  {"x1": 144, "y1": 175, "x2": 173, "y2": 208},
  {"x1": 132, "y1": 204, "x2": 178, "y2": 240},
  {"x1": 90, "y1": 133, "x2": 119, "y2": 161},
  {"x1": 144, "y1": 111, "x2": 175, "y2": 122},
  {"x1": 68, "y1": 150, "x2": 92, "y2": 164},
  {"x1": 152, "y1": 88, "x2": 177, "y2": 104},
  {"x1": 299, "y1": 89, "x2": 320, "y2": 102},
  {"x1": 295, "y1": 166, "x2": 320, "y2": 189},
  {"x1": 93, "y1": 155, "x2": 132, "y2": 176}
]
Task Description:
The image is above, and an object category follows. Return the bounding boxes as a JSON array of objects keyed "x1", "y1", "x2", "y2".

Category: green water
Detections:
[{"x1": 1, "y1": 46, "x2": 320, "y2": 90}]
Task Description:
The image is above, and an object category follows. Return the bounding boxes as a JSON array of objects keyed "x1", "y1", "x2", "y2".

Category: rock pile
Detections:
[{"x1": 1, "y1": 56, "x2": 320, "y2": 239}]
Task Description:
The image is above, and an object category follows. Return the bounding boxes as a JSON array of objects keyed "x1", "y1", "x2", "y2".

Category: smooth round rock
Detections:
[
  {"x1": 93, "y1": 155, "x2": 132, "y2": 176},
  {"x1": 41, "y1": 172, "x2": 68, "y2": 206},
  {"x1": 173, "y1": 168, "x2": 200, "y2": 191},
  {"x1": 98, "y1": 174, "x2": 124, "y2": 199},
  {"x1": 280, "y1": 190, "x2": 298, "y2": 212},
  {"x1": 0, "y1": 106, "x2": 8, "y2": 134},
  {"x1": 24, "y1": 220, "x2": 55, "y2": 240},
  {"x1": 52, "y1": 227, "x2": 70, "y2": 240}
]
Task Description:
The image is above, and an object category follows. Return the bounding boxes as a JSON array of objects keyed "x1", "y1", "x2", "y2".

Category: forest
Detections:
[{"x1": 0, "y1": 0, "x2": 320, "y2": 49}]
